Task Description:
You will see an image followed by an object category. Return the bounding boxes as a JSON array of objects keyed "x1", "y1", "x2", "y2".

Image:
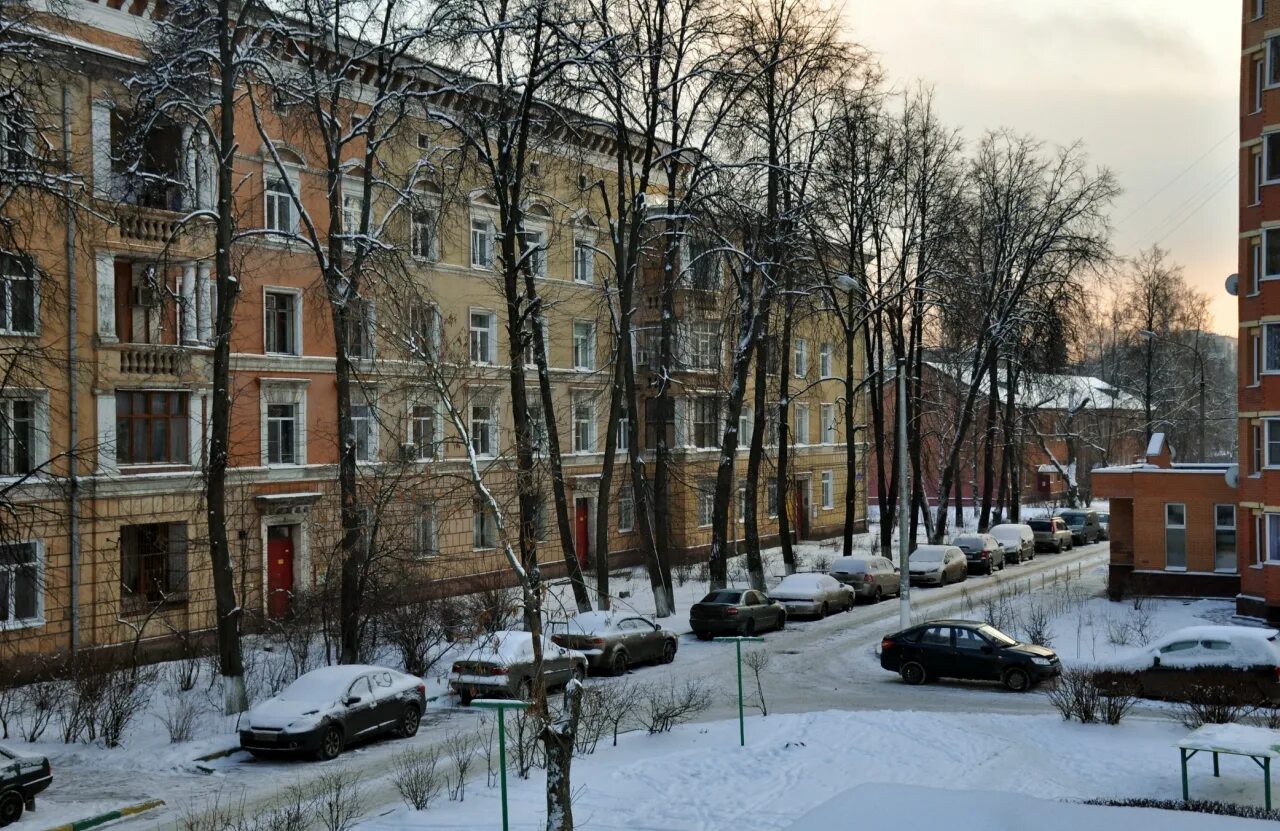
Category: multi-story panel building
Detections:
[{"x1": 0, "y1": 0, "x2": 864, "y2": 663}]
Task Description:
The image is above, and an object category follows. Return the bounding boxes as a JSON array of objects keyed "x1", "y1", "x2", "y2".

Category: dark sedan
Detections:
[
  {"x1": 879, "y1": 619, "x2": 1061, "y2": 692},
  {"x1": 0, "y1": 745, "x2": 51, "y2": 826},
  {"x1": 690, "y1": 589, "x2": 786, "y2": 639},
  {"x1": 239, "y1": 665, "x2": 426, "y2": 760},
  {"x1": 551, "y1": 612, "x2": 678, "y2": 675}
]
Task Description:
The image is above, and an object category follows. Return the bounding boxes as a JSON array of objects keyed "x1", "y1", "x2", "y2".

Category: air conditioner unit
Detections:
[{"x1": 399, "y1": 442, "x2": 418, "y2": 462}]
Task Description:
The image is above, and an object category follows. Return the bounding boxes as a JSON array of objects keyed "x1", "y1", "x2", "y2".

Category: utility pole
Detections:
[{"x1": 897, "y1": 358, "x2": 911, "y2": 629}]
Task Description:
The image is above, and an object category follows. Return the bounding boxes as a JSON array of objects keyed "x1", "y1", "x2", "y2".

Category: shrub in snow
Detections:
[
  {"x1": 180, "y1": 787, "x2": 308, "y2": 831},
  {"x1": 981, "y1": 588, "x2": 1017, "y2": 635},
  {"x1": 381, "y1": 595, "x2": 461, "y2": 678},
  {"x1": 310, "y1": 769, "x2": 366, "y2": 831},
  {"x1": 1019, "y1": 599, "x2": 1054, "y2": 649},
  {"x1": 1175, "y1": 681, "x2": 1261, "y2": 730},
  {"x1": 1083, "y1": 798, "x2": 1280, "y2": 822},
  {"x1": 19, "y1": 679, "x2": 64, "y2": 742},
  {"x1": 393, "y1": 747, "x2": 443, "y2": 811},
  {"x1": 161, "y1": 693, "x2": 202, "y2": 743},
  {"x1": 445, "y1": 730, "x2": 478, "y2": 802},
  {"x1": 1046, "y1": 668, "x2": 1101, "y2": 723},
  {"x1": 744, "y1": 650, "x2": 771, "y2": 717},
  {"x1": 575, "y1": 680, "x2": 641, "y2": 754},
  {"x1": 638, "y1": 679, "x2": 711, "y2": 734},
  {"x1": 98, "y1": 668, "x2": 154, "y2": 748},
  {"x1": 506, "y1": 705, "x2": 544, "y2": 779},
  {"x1": 0, "y1": 683, "x2": 15, "y2": 740}
]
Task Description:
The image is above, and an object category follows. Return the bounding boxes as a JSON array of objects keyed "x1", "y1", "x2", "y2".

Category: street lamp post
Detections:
[
  {"x1": 1139, "y1": 329, "x2": 1207, "y2": 462},
  {"x1": 470, "y1": 698, "x2": 532, "y2": 831}
]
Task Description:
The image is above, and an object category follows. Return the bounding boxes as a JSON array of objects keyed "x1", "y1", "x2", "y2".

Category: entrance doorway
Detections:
[
  {"x1": 574, "y1": 497, "x2": 591, "y2": 568},
  {"x1": 792, "y1": 479, "x2": 811, "y2": 541},
  {"x1": 266, "y1": 523, "x2": 297, "y2": 619}
]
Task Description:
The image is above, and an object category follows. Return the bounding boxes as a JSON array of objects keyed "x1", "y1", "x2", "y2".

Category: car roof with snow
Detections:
[
  {"x1": 831, "y1": 556, "x2": 872, "y2": 570},
  {"x1": 911, "y1": 545, "x2": 952, "y2": 560},
  {"x1": 555, "y1": 611, "x2": 652, "y2": 635},
  {"x1": 777, "y1": 573, "x2": 832, "y2": 588},
  {"x1": 1149, "y1": 625, "x2": 1279, "y2": 648}
]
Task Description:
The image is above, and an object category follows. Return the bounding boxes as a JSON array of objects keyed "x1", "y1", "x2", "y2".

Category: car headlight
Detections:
[
  {"x1": 1030, "y1": 656, "x2": 1055, "y2": 667},
  {"x1": 285, "y1": 717, "x2": 321, "y2": 732}
]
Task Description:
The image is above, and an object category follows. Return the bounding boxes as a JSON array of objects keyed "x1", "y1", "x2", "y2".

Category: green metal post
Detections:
[
  {"x1": 736, "y1": 640, "x2": 745, "y2": 748},
  {"x1": 1266, "y1": 757, "x2": 1272, "y2": 811},
  {"x1": 1213, "y1": 751, "x2": 1219, "y2": 777},
  {"x1": 1181, "y1": 747, "x2": 1189, "y2": 802},
  {"x1": 498, "y1": 708, "x2": 509, "y2": 831}
]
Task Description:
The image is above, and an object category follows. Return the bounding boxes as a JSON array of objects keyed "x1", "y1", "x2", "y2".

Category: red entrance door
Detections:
[
  {"x1": 266, "y1": 526, "x2": 295, "y2": 619},
  {"x1": 793, "y1": 483, "x2": 810, "y2": 541},
  {"x1": 574, "y1": 500, "x2": 590, "y2": 568}
]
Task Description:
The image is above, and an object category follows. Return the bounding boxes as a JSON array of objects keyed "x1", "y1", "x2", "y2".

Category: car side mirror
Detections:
[
  {"x1": 344, "y1": 695, "x2": 362, "y2": 706},
  {"x1": 652, "y1": 623, "x2": 661, "y2": 631},
  {"x1": 1152, "y1": 656, "x2": 1161, "y2": 668}
]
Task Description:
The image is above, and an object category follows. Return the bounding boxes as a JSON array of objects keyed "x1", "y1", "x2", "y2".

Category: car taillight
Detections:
[
  {"x1": 416, "y1": 684, "x2": 426, "y2": 695},
  {"x1": 725, "y1": 607, "x2": 739, "y2": 616},
  {"x1": 451, "y1": 662, "x2": 462, "y2": 673},
  {"x1": 881, "y1": 638, "x2": 894, "y2": 652},
  {"x1": 490, "y1": 666, "x2": 509, "y2": 676},
  {"x1": 982, "y1": 551, "x2": 990, "y2": 559},
  {"x1": 1274, "y1": 665, "x2": 1280, "y2": 682},
  {"x1": 863, "y1": 573, "x2": 873, "y2": 583},
  {"x1": 590, "y1": 638, "x2": 606, "y2": 648}
]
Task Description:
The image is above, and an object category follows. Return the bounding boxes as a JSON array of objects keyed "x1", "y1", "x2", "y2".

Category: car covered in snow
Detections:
[
  {"x1": 907, "y1": 545, "x2": 967, "y2": 586},
  {"x1": 879, "y1": 619, "x2": 1061, "y2": 692},
  {"x1": 0, "y1": 745, "x2": 51, "y2": 826},
  {"x1": 988, "y1": 524, "x2": 1035, "y2": 564},
  {"x1": 768, "y1": 573, "x2": 855, "y2": 618},
  {"x1": 690, "y1": 589, "x2": 787, "y2": 639},
  {"x1": 550, "y1": 612, "x2": 678, "y2": 676},
  {"x1": 1099, "y1": 626, "x2": 1280, "y2": 703},
  {"x1": 450, "y1": 631, "x2": 587, "y2": 705},
  {"x1": 829, "y1": 556, "x2": 900, "y2": 602},
  {"x1": 953, "y1": 533, "x2": 1005, "y2": 575},
  {"x1": 239, "y1": 665, "x2": 425, "y2": 761}
]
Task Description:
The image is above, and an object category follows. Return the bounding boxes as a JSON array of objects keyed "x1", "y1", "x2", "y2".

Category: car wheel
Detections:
[
  {"x1": 398, "y1": 703, "x2": 422, "y2": 739},
  {"x1": 1003, "y1": 667, "x2": 1032, "y2": 693},
  {"x1": 1056, "y1": 541, "x2": 1063, "y2": 553},
  {"x1": 520, "y1": 678, "x2": 535, "y2": 701},
  {"x1": 0, "y1": 790, "x2": 23, "y2": 825},
  {"x1": 900, "y1": 661, "x2": 927, "y2": 686},
  {"x1": 661, "y1": 640, "x2": 677, "y2": 664},
  {"x1": 695, "y1": 631, "x2": 713, "y2": 641},
  {"x1": 315, "y1": 724, "x2": 344, "y2": 761},
  {"x1": 743, "y1": 618, "x2": 757, "y2": 636},
  {"x1": 873, "y1": 587, "x2": 883, "y2": 604},
  {"x1": 820, "y1": 602, "x2": 829, "y2": 618},
  {"x1": 776, "y1": 612, "x2": 786, "y2": 631},
  {"x1": 610, "y1": 650, "x2": 628, "y2": 676},
  {"x1": 571, "y1": 663, "x2": 587, "y2": 684},
  {"x1": 458, "y1": 690, "x2": 474, "y2": 707}
]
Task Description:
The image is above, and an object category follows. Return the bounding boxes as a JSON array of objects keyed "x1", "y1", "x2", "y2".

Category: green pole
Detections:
[
  {"x1": 498, "y1": 707, "x2": 509, "y2": 831},
  {"x1": 736, "y1": 639, "x2": 745, "y2": 748},
  {"x1": 1181, "y1": 747, "x2": 1189, "y2": 802},
  {"x1": 1266, "y1": 757, "x2": 1272, "y2": 811}
]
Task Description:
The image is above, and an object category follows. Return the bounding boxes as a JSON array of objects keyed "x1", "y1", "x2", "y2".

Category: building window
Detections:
[
  {"x1": 793, "y1": 338, "x2": 808, "y2": 377},
  {"x1": 1257, "y1": 0, "x2": 1267, "y2": 20},
  {"x1": 572, "y1": 321, "x2": 595, "y2": 371},
  {"x1": 794, "y1": 403, "x2": 810, "y2": 445},
  {"x1": 0, "y1": 541, "x2": 40, "y2": 627},
  {"x1": 819, "y1": 343, "x2": 832, "y2": 378},
  {"x1": 527, "y1": 401, "x2": 547, "y2": 454},
  {"x1": 470, "y1": 310, "x2": 497, "y2": 365},
  {"x1": 116, "y1": 391, "x2": 189, "y2": 465},
  {"x1": 618, "y1": 485, "x2": 634, "y2": 532},
  {"x1": 470, "y1": 399, "x2": 496, "y2": 458},
  {"x1": 470, "y1": 216, "x2": 494, "y2": 268},
  {"x1": 1265, "y1": 323, "x2": 1280, "y2": 372},
  {"x1": 264, "y1": 290, "x2": 299, "y2": 355},
  {"x1": 415, "y1": 505, "x2": 438, "y2": 559},
  {"x1": 267, "y1": 402, "x2": 299, "y2": 465},
  {"x1": 0, "y1": 254, "x2": 35, "y2": 334},
  {"x1": 473, "y1": 500, "x2": 496, "y2": 549},
  {"x1": 697, "y1": 482, "x2": 715, "y2": 527},
  {"x1": 617, "y1": 411, "x2": 629, "y2": 452},
  {"x1": 1258, "y1": 57, "x2": 1267, "y2": 114},
  {"x1": 1268, "y1": 420, "x2": 1280, "y2": 467},
  {"x1": 1164, "y1": 503, "x2": 1186, "y2": 571},
  {"x1": 693, "y1": 396, "x2": 719, "y2": 449},
  {"x1": 0, "y1": 398, "x2": 34, "y2": 475},
  {"x1": 688, "y1": 322, "x2": 720, "y2": 370},
  {"x1": 1253, "y1": 330, "x2": 1263, "y2": 385},
  {"x1": 341, "y1": 179, "x2": 364, "y2": 248},
  {"x1": 351, "y1": 402, "x2": 376, "y2": 462},
  {"x1": 264, "y1": 166, "x2": 298, "y2": 234},
  {"x1": 1266, "y1": 134, "x2": 1280, "y2": 185},
  {"x1": 1255, "y1": 423, "x2": 1265, "y2": 474},
  {"x1": 821, "y1": 470, "x2": 833, "y2": 510},
  {"x1": 1268, "y1": 227, "x2": 1280, "y2": 282},
  {"x1": 1270, "y1": 36, "x2": 1280, "y2": 87},
  {"x1": 411, "y1": 209, "x2": 437, "y2": 261},
  {"x1": 1268, "y1": 513, "x2": 1280, "y2": 562},
  {"x1": 574, "y1": 240, "x2": 594, "y2": 283},
  {"x1": 1215, "y1": 504, "x2": 1237, "y2": 573},
  {"x1": 411, "y1": 402, "x2": 439, "y2": 460},
  {"x1": 738, "y1": 410, "x2": 753, "y2": 447},
  {"x1": 767, "y1": 481, "x2": 778, "y2": 518},
  {"x1": 820, "y1": 403, "x2": 837, "y2": 444},
  {"x1": 572, "y1": 393, "x2": 596, "y2": 453},
  {"x1": 0, "y1": 103, "x2": 31, "y2": 171},
  {"x1": 345, "y1": 298, "x2": 374, "y2": 360},
  {"x1": 1253, "y1": 241, "x2": 1263, "y2": 296},
  {"x1": 1256, "y1": 151, "x2": 1265, "y2": 206},
  {"x1": 518, "y1": 225, "x2": 547, "y2": 277},
  {"x1": 120, "y1": 522, "x2": 187, "y2": 609},
  {"x1": 409, "y1": 302, "x2": 440, "y2": 361}
]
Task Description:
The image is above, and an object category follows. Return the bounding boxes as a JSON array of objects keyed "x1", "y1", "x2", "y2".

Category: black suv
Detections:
[
  {"x1": 879, "y1": 619, "x2": 1061, "y2": 692},
  {"x1": 0, "y1": 745, "x2": 51, "y2": 826}
]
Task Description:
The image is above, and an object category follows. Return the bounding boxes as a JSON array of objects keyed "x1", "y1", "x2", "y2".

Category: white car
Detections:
[
  {"x1": 1119, "y1": 626, "x2": 1280, "y2": 671},
  {"x1": 239, "y1": 665, "x2": 426, "y2": 760},
  {"x1": 768, "y1": 573, "x2": 855, "y2": 618},
  {"x1": 988, "y1": 523, "x2": 1035, "y2": 564}
]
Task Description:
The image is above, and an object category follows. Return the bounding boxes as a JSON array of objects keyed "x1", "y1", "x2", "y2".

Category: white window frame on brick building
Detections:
[
  {"x1": 820, "y1": 470, "x2": 833, "y2": 510},
  {"x1": 470, "y1": 309, "x2": 498, "y2": 365},
  {"x1": 572, "y1": 391, "x2": 597, "y2": 453},
  {"x1": 470, "y1": 209, "x2": 496, "y2": 269},
  {"x1": 411, "y1": 206, "x2": 438, "y2": 262},
  {"x1": 572, "y1": 321, "x2": 596, "y2": 371},
  {"x1": 1164, "y1": 502, "x2": 1186, "y2": 571},
  {"x1": 409, "y1": 393, "x2": 443, "y2": 461},
  {"x1": 263, "y1": 287, "x2": 302, "y2": 356},
  {"x1": 469, "y1": 392, "x2": 499, "y2": 459},
  {"x1": 261, "y1": 379, "x2": 308, "y2": 466},
  {"x1": 697, "y1": 481, "x2": 715, "y2": 527},
  {"x1": 618, "y1": 485, "x2": 634, "y2": 532},
  {"x1": 473, "y1": 499, "x2": 497, "y2": 549},
  {"x1": 0, "y1": 253, "x2": 37, "y2": 335},
  {"x1": 0, "y1": 540, "x2": 42, "y2": 630},
  {"x1": 264, "y1": 161, "x2": 301, "y2": 236},
  {"x1": 415, "y1": 504, "x2": 439, "y2": 559},
  {"x1": 793, "y1": 338, "x2": 808, "y2": 378},
  {"x1": 794, "y1": 403, "x2": 810, "y2": 445},
  {"x1": 1215, "y1": 504, "x2": 1237, "y2": 573}
]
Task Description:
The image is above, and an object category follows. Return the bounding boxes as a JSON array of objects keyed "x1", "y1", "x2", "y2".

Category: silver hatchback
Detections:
[{"x1": 830, "y1": 556, "x2": 901, "y2": 602}]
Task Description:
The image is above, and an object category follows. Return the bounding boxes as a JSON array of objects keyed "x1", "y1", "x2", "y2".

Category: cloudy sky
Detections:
[{"x1": 846, "y1": 0, "x2": 1239, "y2": 334}]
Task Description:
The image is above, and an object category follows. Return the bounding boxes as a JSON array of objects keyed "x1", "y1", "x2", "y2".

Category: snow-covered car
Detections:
[
  {"x1": 953, "y1": 533, "x2": 1005, "y2": 575},
  {"x1": 830, "y1": 556, "x2": 900, "y2": 602},
  {"x1": 450, "y1": 631, "x2": 587, "y2": 706},
  {"x1": 239, "y1": 665, "x2": 425, "y2": 761},
  {"x1": 550, "y1": 611, "x2": 678, "y2": 676},
  {"x1": 1101, "y1": 626, "x2": 1280, "y2": 703},
  {"x1": 988, "y1": 523, "x2": 1035, "y2": 564},
  {"x1": 0, "y1": 745, "x2": 51, "y2": 826},
  {"x1": 907, "y1": 545, "x2": 967, "y2": 586},
  {"x1": 769, "y1": 573, "x2": 855, "y2": 618}
]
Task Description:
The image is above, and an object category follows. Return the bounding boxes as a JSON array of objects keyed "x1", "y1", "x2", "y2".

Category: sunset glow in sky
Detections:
[{"x1": 847, "y1": 0, "x2": 1239, "y2": 335}]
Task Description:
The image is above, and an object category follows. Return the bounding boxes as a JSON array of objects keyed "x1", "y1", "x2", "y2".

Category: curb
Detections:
[{"x1": 40, "y1": 799, "x2": 165, "y2": 831}]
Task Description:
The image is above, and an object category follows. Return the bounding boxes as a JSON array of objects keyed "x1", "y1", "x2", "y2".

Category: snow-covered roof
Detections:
[
  {"x1": 1146, "y1": 433, "x2": 1167, "y2": 457},
  {"x1": 919, "y1": 362, "x2": 1144, "y2": 413}
]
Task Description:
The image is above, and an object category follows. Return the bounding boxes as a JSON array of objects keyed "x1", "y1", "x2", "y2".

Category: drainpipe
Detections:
[{"x1": 63, "y1": 85, "x2": 81, "y2": 653}]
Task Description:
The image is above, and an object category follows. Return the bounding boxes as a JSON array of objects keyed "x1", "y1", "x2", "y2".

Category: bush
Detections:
[
  {"x1": 638, "y1": 680, "x2": 711, "y2": 735},
  {"x1": 19, "y1": 680, "x2": 65, "y2": 742},
  {"x1": 382, "y1": 596, "x2": 459, "y2": 678},
  {"x1": 1084, "y1": 798, "x2": 1280, "y2": 822},
  {"x1": 1019, "y1": 600, "x2": 1054, "y2": 649},
  {"x1": 161, "y1": 693, "x2": 203, "y2": 743},
  {"x1": 1046, "y1": 668, "x2": 1101, "y2": 723},
  {"x1": 445, "y1": 731, "x2": 478, "y2": 802},
  {"x1": 392, "y1": 747, "x2": 443, "y2": 811},
  {"x1": 1176, "y1": 682, "x2": 1257, "y2": 730},
  {"x1": 98, "y1": 669, "x2": 154, "y2": 747},
  {"x1": 309, "y1": 769, "x2": 365, "y2": 831}
]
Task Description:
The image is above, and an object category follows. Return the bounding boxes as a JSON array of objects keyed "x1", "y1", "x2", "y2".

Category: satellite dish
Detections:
[
  {"x1": 1226, "y1": 273, "x2": 1239, "y2": 296},
  {"x1": 1226, "y1": 464, "x2": 1239, "y2": 489}
]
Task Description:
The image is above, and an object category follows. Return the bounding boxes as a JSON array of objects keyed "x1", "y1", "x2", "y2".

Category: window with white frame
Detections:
[
  {"x1": 793, "y1": 338, "x2": 808, "y2": 377},
  {"x1": 0, "y1": 541, "x2": 40, "y2": 627},
  {"x1": 408, "y1": 302, "x2": 440, "y2": 361},
  {"x1": 470, "y1": 396, "x2": 497, "y2": 457},
  {"x1": 470, "y1": 310, "x2": 497, "y2": 365},
  {"x1": 1265, "y1": 230, "x2": 1280, "y2": 280},
  {"x1": 573, "y1": 238, "x2": 594, "y2": 283},
  {"x1": 1265, "y1": 323, "x2": 1280, "y2": 373},
  {"x1": 533, "y1": 494, "x2": 549, "y2": 541},
  {"x1": 738, "y1": 410, "x2": 752, "y2": 447},
  {"x1": 617, "y1": 409, "x2": 629, "y2": 452},
  {"x1": 1254, "y1": 423, "x2": 1264, "y2": 474},
  {"x1": 120, "y1": 523, "x2": 187, "y2": 610},
  {"x1": 0, "y1": 102, "x2": 32, "y2": 172},
  {"x1": 267, "y1": 402, "x2": 299, "y2": 465},
  {"x1": 819, "y1": 343, "x2": 832, "y2": 377},
  {"x1": 1266, "y1": 134, "x2": 1280, "y2": 185},
  {"x1": 473, "y1": 499, "x2": 496, "y2": 549},
  {"x1": 1165, "y1": 503, "x2": 1186, "y2": 570},
  {"x1": 410, "y1": 401, "x2": 439, "y2": 460},
  {"x1": 693, "y1": 396, "x2": 719, "y2": 449},
  {"x1": 264, "y1": 164, "x2": 299, "y2": 234},
  {"x1": 528, "y1": 403, "x2": 547, "y2": 454},
  {"x1": 1216, "y1": 504, "x2": 1237, "y2": 573},
  {"x1": 820, "y1": 470, "x2": 833, "y2": 509},
  {"x1": 344, "y1": 298, "x2": 374, "y2": 360},
  {"x1": 572, "y1": 393, "x2": 596, "y2": 453},
  {"x1": 518, "y1": 224, "x2": 547, "y2": 277},
  {"x1": 1269, "y1": 36, "x2": 1280, "y2": 87},
  {"x1": 351, "y1": 399, "x2": 376, "y2": 462},
  {"x1": 341, "y1": 178, "x2": 364, "y2": 248},
  {"x1": 1267, "y1": 419, "x2": 1280, "y2": 467},
  {"x1": 262, "y1": 382, "x2": 305, "y2": 466},
  {"x1": 1255, "y1": 150, "x2": 1264, "y2": 206},
  {"x1": 523, "y1": 317, "x2": 548, "y2": 368},
  {"x1": 1253, "y1": 330, "x2": 1262, "y2": 386},
  {"x1": 414, "y1": 504, "x2": 438, "y2": 558},
  {"x1": 572, "y1": 321, "x2": 595, "y2": 371},
  {"x1": 1258, "y1": 57, "x2": 1267, "y2": 114},
  {"x1": 1267, "y1": 512, "x2": 1280, "y2": 562},
  {"x1": 0, "y1": 397, "x2": 35, "y2": 475},
  {"x1": 697, "y1": 481, "x2": 715, "y2": 527},
  {"x1": 470, "y1": 215, "x2": 495, "y2": 268},
  {"x1": 0, "y1": 254, "x2": 35, "y2": 334},
  {"x1": 688, "y1": 322, "x2": 719, "y2": 370},
  {"x1": 820, "y1": 403, "x2": 837, "y2": 444},
  {"x1": 766, "y1": 480, "x2": 778, "y2": 518},
  {"x1": 1257, "y1": 0, "x2": 1266, "y2": 21},
  {"x1": 1253, "y1": 241, "x2": 1263, "y2": 295},
  {"x1": 1258, "y1": 513, "x2": 1266, "y2": 565},
  {"x1": 264, "y1": 290, "x2": 299, "y2": 355},
  {"x1": 618, "y1": 485, "x2": 634, "y2": 532},
  {"x1": 411, "y1": 209, "x2": 437, "y2": 261},
  {"x1": 737, "y1": 486, "x2": 746, "y2": 522},
  {"x1": 794, "y1": 403, "x2": 810, "y2": 445}
]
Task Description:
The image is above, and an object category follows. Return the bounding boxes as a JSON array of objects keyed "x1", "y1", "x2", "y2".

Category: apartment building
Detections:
[{"x1": 0, "y1": 0, "x2": 864, "y2": 662}]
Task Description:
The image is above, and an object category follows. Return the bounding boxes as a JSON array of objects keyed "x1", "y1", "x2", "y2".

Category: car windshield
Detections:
[
  {"x1": 278, "y1": 675, "x2": 347, "y2": 704},
  {"x1": 1098, "y1": 513, "x2": 1110, "y2": 522},
  {"x1": 701, "y1": 590, "x2": 744, "y2": 604},
  {"x1": 1028, "y1": 520, "x2": 1050, "y2": 531},
  {"x1": 832, "y1": 558, "x2": 868, "y2": 573},
  {"x1": 913, "y1": 548, "x2": 944, "y2": 563},
  {"x1": 979, "y1": 625, "x2": 1018, "y2": 647},
  {"x1": 954, "y1": 536, "x2": 981, "y2": 547},
  {"x1": 1060, "y1": 514, "x2": 1084, "y2": 527}
]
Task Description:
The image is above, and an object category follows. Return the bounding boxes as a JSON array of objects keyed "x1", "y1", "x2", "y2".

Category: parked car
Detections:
[
  {"x1": 0, "y1": 746, "x2": 51, "y2": 826},
  {"x1": 1057, "y1": 510, "x2": 1102, "y2": 545},
  {"x1": 953, "y1": 533, "x2": 1005, "y2": 575},
  {"x1": 907, "y1": 545, "x2": 967, "y2": 586},
  {"x1": 550, "y1": 611, "x2": 677, "y2": 676},
  {"x1": 690, "y1": 589, "x2": 786, "y2": 639},
  {"x1": 879, "y1": 619, "x2": 1061, "y2": 692},
  {"x1": 450, "y1": 631, "x2": 587, "y2": 706},
  {"x1": 988, "y1": 523, "x2": 1035, "y2": 565},
  {"x1": 1096, "y1": 511, "x2": 1111, "y2": 541},
  {"x1": 769, "y1": 573, "x2": 856, "y2": 618},
  {"x1": 1099, "y1": 626, "x2": 1280, "y2": 703},
  {"x1": 1029, "y1": 517, "x2": 1073, "y2": 552},
  {"x1": 830, "y1": 556, "x2": 901, "y2": 603},
  {"x1": 239, "y1": 665, "x2": 425, "y2": 761}
]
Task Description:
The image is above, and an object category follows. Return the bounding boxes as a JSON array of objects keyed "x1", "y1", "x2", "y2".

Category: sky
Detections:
[{"x1": 845, "y1": 0, "x2": 1240, "y2": 335}]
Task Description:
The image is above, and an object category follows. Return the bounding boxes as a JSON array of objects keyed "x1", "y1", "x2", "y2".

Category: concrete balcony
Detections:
[
  {"x1": 107, "y1": 205, "x2": 211, "y2": 259},
  {"x1": 99, "y1": 343, "x2": 210, "y2": 386}
]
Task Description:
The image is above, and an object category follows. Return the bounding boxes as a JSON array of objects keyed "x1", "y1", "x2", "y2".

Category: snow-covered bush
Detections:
[
  {"x1": 310, "y1": 769, "x2": 366, "y2": 831},
  {"x1": 445, "y1": 730, "x2": 478, "y2": 802},
  {"x1": 381, "y1": 596, "x2": 462, "y2": 677},
  {"x1": 638, "y1": 679, "x2": 711, "y2": 734},
  {"x1": 1019, "y1": 599, "x2": 1054, "y2": 648},
  {"x1": 160, "y1": 693, "x2": 202, "y2": 743},
  {"x1": 1175, "y1": 682, "x2": 1258, "y2": 729},
  {"x1": 1046, "y1": 668, "x2": 1101, "y2": 723},
  {"x1": 392, "y1": 747, "x2": 443, "y2": 811}
]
